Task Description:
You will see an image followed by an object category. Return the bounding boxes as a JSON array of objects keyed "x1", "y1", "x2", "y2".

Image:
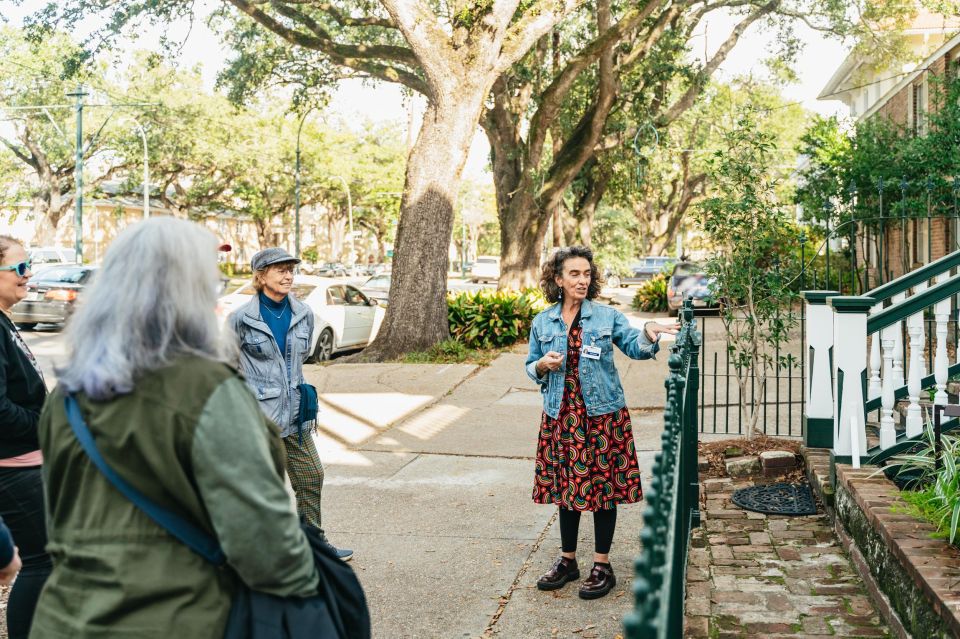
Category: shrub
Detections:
[
  {"x1": 632, "y1": 274, "x2": 668, "y2": 312},
  {"x1": 448, "y1": 288, "x2": 547, "y2": 349},
  {"x1": 887, "y1": 424, "x2": 960, "y2": 544}
]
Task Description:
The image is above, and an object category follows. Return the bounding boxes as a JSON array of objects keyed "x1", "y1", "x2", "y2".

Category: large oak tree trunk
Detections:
[
  {"x1": 498, "y1": 179, "x2": 549, "y2": 290},
  {"x1": 360, "y1": 90, "x2": 487, "y2": 360}
]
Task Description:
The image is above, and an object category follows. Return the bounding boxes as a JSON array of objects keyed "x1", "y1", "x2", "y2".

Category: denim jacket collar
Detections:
[{"x1": 546, "y1": 298, "x2": 595, "y2": 323}]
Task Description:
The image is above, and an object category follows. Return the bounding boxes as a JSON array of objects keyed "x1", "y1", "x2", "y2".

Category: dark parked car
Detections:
[
  {"x1": 11, "y1": 264, "x2": 97, "y2": 329},
  {"x1": 666, "y1": 262, "x2": 716, "y2": 316},
  {"x1": 607, "y1": 256, "x2": 677, "y2": 287}
]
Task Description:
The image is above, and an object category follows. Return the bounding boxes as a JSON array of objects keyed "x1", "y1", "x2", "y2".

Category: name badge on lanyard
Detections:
[{"x1": 581, "y1": 344, "x2": 602, "y2": 360}]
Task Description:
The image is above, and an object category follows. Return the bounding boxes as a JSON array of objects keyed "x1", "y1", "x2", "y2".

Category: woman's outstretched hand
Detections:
[{"x1": 645, "y1": 321, "x2": 681, "y2": 343}]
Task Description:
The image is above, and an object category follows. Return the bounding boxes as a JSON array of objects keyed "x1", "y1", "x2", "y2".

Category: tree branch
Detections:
[
  {"x1": 313, "y1": 2, "x2": 397, "y2": 29},
  {"x1": 226, "y1": 0, "x2": 430, "y2": 96},
  {"x1": 526, "y1": 0, "x2": 664, "y2": 163},
  {"x1": 659, "y1": 0, "x2": 778, "y2": 124},
  {"x1": 497, "y1": 0, "x2": 585, "y2": 72},
  {"x1": 378, "y1": 0, "x2": 456, "y2": 82},
  {"x1": 0, "y1": 136, "x2": 33, "y2": 168},
  {"x1": 538, "y1": 0, "x2": 617, "y2": 209}
]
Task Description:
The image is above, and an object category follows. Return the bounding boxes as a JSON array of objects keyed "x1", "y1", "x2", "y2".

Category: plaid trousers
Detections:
[{"x1": 283, "y1": 432, "x2": 325, "y2": 535}]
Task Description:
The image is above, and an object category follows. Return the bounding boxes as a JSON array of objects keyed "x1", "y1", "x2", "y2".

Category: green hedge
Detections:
[
  {"x1": 448, "y1": 288, "x2": 547, "y2": 348},
  {"x1": 632, "y1": 274, "x2": 668, "y2": 312}
]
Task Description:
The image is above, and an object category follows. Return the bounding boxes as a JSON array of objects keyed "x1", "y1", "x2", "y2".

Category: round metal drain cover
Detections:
[{"x1": 731, "y1": 482, "x2": 818, "y2": 516}]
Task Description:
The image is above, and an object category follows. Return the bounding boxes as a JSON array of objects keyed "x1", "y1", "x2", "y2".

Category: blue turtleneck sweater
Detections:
[{"x1": 259, "y1": 292, "x2": 292, "y2": 352}]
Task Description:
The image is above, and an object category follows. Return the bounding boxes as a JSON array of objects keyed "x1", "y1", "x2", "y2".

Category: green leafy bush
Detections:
[
  {"x1": 448, "y1": 288, "x2": 547, "y2": 349},
  {"x1": 632, "y1": 274, "x2": 668, "y2": 312},
  {"x1": 887, "y1": 424, "x2": 960, "y2": 544}
]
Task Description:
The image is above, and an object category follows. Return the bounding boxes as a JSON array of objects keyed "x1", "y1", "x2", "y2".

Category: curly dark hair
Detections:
[{"x1": 539, "y1": 246, "x2": 603, "y2": 303}]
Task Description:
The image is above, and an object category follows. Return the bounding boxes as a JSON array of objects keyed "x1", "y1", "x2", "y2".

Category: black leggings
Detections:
[
  {"x1": 559, "y1": 506, "x2": 617, "y2": 555},
  {"x1": 0, "y1": 467, "x2": 52, "y2": 639}
]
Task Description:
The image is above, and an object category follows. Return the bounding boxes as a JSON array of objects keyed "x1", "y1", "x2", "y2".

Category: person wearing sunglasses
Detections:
[{"x1": 0, "y1": 235, "x2": 51, "y2": 639}]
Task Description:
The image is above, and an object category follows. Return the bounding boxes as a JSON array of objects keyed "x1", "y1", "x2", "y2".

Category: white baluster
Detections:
[
  {"x1": 868, "y1": 303, "x2": 882, "y2": 400},
  {"x1": 880, "y1": 326, "x2": 897, "y2": 449},
  {"x1": 935, "y1": 274, "x2": 950, "y2": 405},
  {"x1": 915, "y1": 281, "x2": 928, "y2": 377},
  {"x1": 892, "y1": 292, "x2": 906, "y2": 388},
  {"x1": 906, "y1": 311, "x2": 924, "y2": 438}
]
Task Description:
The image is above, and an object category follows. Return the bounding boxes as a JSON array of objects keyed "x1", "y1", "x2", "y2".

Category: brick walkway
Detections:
[{"x1": 684, "y1": 476, "x2": 892, "y2": 638}]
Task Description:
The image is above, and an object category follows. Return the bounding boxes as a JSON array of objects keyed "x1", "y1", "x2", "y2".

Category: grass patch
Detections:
[{"x1": 397, "y1": 339, "x2": 505, "y2": 366}]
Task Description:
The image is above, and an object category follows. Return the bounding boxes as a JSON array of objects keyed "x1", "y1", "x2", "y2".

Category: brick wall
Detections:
[
  {"x1": 850, "y1": 218, "x2": 952, "y2": 287},
  {"x1": 854, "y1": 45, "x2": 958, "y2": 283}
]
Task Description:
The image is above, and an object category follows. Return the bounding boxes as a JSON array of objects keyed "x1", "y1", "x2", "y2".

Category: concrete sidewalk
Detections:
[{"x1": 304, "y1": 343, "x2": 670, "y2": 638}]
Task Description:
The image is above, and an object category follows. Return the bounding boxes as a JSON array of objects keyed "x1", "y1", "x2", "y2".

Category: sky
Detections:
[{"x1": 2, "y1": 1, "x2": 853, "y2": 181}]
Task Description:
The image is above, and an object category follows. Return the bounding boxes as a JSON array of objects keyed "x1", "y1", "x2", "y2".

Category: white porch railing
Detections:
[{"x1": 802, "y1": 249, "x2": 960, "y2": 468}]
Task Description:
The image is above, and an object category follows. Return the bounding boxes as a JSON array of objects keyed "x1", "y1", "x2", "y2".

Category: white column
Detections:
[
  {"x1": 803, "y1": 292, "x2": 837, "y2": 448},
  {"x1": 892, "y1": 291, "x2": 906, "y2": 388},
  {"x1": 831, "y1": 297, "x2": 871, "y2": 462},
  {"x1": 879, "y1": 326, "x2": 898, "y2": 449},
  {"x1": 906, "y1": 311, "x2": 924, "y2": 438},
  {"x1": 868, "y1": 303, "x2": 883, "y2": 400},
  {"x1": 935, "y1": 274, "x2": 950, "y2": 405}
]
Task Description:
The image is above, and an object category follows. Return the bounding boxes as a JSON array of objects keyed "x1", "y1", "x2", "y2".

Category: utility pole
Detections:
[
  {"x1": 295, "y1": 107, "x2": 317, "y2": 260},
  {"x1": 129, "y1": 116, "x2": 149, "y2": 218},
  {"x1": 67, "y1": 84, "x2": 88, "y2": 262},
  {"x1": 461, "y1": 217, "x2": 467, "y2": 278},
  {"x1": 333, "y1": 175, "x2": 354, "y2": 265}
]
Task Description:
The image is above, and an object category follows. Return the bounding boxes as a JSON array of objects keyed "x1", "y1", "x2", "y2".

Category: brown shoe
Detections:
[
  {"x1": 579, "y1": 563, "x2": 616, "y2": 600},
  {"x1": 536, "y1": 556, "x2": 580, "y2": 591}
]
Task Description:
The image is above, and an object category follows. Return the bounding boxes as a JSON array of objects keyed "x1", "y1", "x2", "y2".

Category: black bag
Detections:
[{"x1": 65, "y1": 395, "x2": 370, "y2": 639}]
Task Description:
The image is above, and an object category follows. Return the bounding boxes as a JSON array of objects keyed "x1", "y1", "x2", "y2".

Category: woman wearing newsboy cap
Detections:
[{"x1": 229, "y1": 247, "x2": 353, "y2": 561}]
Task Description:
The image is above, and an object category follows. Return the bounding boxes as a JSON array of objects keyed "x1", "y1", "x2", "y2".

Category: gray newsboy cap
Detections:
[{"x1": 251, "y1": 247, "x2": 301, "y2": 272}]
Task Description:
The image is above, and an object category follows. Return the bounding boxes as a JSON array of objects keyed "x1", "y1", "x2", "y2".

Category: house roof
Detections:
[
  {"x1": 818, "y1": 9, "x2": 960, "y2": 102},
  {"x1": 859, "y1": 29, "x2": 960, "y2": 121}
]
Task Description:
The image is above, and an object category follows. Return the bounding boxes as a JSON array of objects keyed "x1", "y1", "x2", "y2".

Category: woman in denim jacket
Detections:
[{"x1": 526, "y1": 246, "x2": 677, "y2": 600}]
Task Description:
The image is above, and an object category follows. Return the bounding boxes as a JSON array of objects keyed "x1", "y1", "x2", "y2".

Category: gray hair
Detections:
[{"x1": 58, "y1": 217, "x2": 236, "y2": 400}]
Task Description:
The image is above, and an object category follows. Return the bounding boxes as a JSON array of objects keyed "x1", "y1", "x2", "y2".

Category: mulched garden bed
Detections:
[{"x1": 698, "y1": 434, "x2": 805, "y2": 483}]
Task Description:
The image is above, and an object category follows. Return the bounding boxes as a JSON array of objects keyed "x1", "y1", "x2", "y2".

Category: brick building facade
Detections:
[{"x1": 820, "y1": 13, "x2": 960, "y2": 283}]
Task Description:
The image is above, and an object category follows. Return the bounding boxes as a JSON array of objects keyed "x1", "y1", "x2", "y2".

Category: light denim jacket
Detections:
[
  {"x1": 228, "y1": 295, "x2": 314, "y2": 438},
  {"x1": 525, "y1": 299, "x2": 660, "y2": 419}
]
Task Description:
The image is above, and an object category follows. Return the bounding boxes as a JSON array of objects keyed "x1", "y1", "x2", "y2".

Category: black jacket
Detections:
[{"x1": 0, "y1": 313, "x2": 46, "y2": 457}]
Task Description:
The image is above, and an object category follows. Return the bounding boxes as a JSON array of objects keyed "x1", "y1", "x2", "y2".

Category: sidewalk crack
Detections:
[{"x1": 482, "y1": 509, "x2": 559, "y2": 637}]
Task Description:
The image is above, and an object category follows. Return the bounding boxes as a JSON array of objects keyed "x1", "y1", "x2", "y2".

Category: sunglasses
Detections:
[{"x1": 0, "y1": 260, "x2": 31, "y2": 277}]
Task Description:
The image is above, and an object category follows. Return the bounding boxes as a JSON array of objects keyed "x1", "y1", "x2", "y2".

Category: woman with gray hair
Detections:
[{"x1": 31, "y1": 218, "x2": 320, "y2": 638}]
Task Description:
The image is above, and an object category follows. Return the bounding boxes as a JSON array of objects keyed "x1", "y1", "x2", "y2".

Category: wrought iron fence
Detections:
[
  {"x1": 697, "y1": 312, "x2": 805, "y2": 437},
  {"x1": 624, "y1": 300, "x2": 701, "y2": 638}
]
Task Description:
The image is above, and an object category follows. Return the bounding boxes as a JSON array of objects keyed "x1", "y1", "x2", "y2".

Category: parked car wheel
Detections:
[
  {"x1": 311, "y1": 328, "x2": 335, "y2": 363},
  {"x1": 607, "y1": 275, "x2": 622, "y2": 288}
]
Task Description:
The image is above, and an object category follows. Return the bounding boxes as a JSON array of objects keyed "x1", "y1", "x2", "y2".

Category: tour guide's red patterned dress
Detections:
[{"x1": 533, "y1": 319, "x2": 644, "y2": 511}]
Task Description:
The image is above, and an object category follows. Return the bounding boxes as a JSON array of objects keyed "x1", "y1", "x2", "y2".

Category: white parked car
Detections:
[
  {"x1": 217, "y1": 275, "x2": 384, "y2": 361},
  {"x1": 29, "y1": 246, "x2": 77, "y2": 265},
  {"x1": 361, "y1": 273, "x2": 391, "y2": 305},
  {"x1": 470, "y1": 256, "x2": 500, "y2": 283}
]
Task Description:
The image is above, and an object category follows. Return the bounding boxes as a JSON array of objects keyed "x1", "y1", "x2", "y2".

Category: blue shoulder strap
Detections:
[{"x1": 64, "y1": 394, "x2": 227, "y2": 566}]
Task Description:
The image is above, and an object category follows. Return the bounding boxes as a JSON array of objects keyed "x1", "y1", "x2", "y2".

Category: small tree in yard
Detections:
[{"x1": 696, "y1": 117, "x2": 801, "y2": 438}]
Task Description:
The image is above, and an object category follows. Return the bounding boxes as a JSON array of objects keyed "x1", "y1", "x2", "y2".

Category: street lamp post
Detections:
[
  {"x1": 333, "y1": 175, "x2": 354, "y2": 266},
  {"x1": 295, "y1": 107, "x2": 317, "y2": 260},
  {"x1": 129, "y1": 116, "x2": 149, "y2": 219}
]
